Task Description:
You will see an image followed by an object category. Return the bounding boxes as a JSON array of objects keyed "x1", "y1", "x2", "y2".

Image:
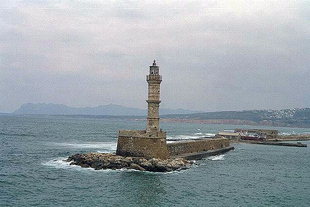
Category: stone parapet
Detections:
[
  {"x1": 146, "y1": 75, "x2": 162, "y2": 81},
  {"x1": 119, "y1": 130, "x2": 166, "y2": 139}
]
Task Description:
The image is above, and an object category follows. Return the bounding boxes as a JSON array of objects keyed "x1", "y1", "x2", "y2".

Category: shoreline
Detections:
[
  {"x1": 160, "y1": 118, "x2": 310, "y2": 128},
  {"x1": 230, "y1": 136, "x2": 310, "y2": 143},
  {"x1": 230, "y1": 135, "x2": 310, "y2": 147},
  {"x1": 272, "y1": 134, "x2": 310, "y2": 141}
]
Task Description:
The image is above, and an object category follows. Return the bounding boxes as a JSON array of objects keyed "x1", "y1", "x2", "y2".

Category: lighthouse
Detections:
[
  {"x1": 146, "y1": 60, "x2": 161, "y2": 132},
  {"x1": 116, "y1": 60, "x2": 169, "y2": 159}
]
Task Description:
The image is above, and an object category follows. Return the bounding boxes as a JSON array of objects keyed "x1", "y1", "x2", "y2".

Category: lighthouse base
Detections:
[{"x1": 116, "y1": 130, "x2": 169, "y2": 159}]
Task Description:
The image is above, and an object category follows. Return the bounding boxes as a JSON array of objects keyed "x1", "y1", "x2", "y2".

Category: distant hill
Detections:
[
  {"x1": 13, "y1": 103, "x2": 202, "y2": 116},
  {"x1": 162, "y1": 108, "x2": 310, "y2": 128},
  {"x1": 12, "y1": 104, "x2": 310, "y2": 127}
]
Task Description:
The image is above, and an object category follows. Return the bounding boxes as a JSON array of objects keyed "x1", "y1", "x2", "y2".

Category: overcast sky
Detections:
[{"x1": 0, "y1": 0, "x2": 309, "y2": 112}]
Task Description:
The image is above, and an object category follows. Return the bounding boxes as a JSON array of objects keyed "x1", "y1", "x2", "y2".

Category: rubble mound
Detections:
[{"x1": 67, "y1": 153, "x2": 193, "y2": 172}]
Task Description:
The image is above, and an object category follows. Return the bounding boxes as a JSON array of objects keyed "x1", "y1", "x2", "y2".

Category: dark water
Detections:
[{"x1": 1, "y1": 115, "x2": 309, "y2": 207}]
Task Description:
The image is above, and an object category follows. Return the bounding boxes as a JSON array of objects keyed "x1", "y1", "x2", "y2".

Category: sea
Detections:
[{"x1": 1, "y1": 115, "x2": 309, "y2": 207}]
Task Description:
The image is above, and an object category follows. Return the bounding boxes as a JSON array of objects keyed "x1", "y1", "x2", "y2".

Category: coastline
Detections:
[{"x1": 161, "y1": 118, "x2": 310, "y2": 128}]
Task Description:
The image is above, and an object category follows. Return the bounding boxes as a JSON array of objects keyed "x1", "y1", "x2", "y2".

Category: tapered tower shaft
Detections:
[{"x1": 146, "y1": 60, "x2": 162, "y2": 132}]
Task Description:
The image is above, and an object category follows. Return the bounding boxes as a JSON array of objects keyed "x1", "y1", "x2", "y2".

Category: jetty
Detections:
[
  {"x1": 249, "y1": 141, "x2": 307, "y2": 147},
  {"x1": 171, "y1": 146, "x2": 235, "y2": 160},
  {"x1": 271, "y1": 134, "x2": 310, "y2": 141},
  {"x1": 216, "y1": 128, "x2": 309, "y2": 148},
  {"x1": 239, "y1": 140, "x2": 307, "y2": 147}
]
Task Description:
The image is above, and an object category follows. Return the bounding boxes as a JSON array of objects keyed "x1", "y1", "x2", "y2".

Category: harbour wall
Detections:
[
  {"x1": 275, "y1": 134, "x2": 310, "y2": 141},
  {"x1": 117, "y1": 130, "x2": 231, "y2": 160},
  {"x1": 167, "y1": 138, "x2": 230, "y2": 157}
]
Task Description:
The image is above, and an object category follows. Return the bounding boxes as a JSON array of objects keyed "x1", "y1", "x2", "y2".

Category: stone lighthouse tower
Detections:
[
  {"x1": 116, "y1": 60, "x2": 169, "y2": 159},
  {"x1": 146, "y1": 60, "x2": 161, "y2": 132}
]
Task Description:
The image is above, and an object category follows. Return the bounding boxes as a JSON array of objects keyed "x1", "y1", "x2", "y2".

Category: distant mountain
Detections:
[
  {"x1": 162, "y1": 108, "x2": 310, "y2": 128},
  {"x1": 12, "y1": 104, "x2": 310, "y2": 127},
  {"x1": 13, "y1": 103, "x2": 202, "y2": 116},
  {"x1": 161, "y1": 108, "x2": 202, "y2": 115}
]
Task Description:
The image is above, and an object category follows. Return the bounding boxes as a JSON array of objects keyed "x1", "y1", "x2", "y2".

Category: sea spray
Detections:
[
  {"x1": 167, "y1": 133, "x2": 216, "y2": 141},
  {"x1": 51, "y1": 142, "x2": 117, "y2": 150},
  {"x1": 208, "y1": 155, "x2": 225, "y2": 161}
]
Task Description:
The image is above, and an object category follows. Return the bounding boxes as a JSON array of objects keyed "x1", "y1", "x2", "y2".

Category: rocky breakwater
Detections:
[{"x1": 67, "y1": 153, "x2": 193, "y2": 172}]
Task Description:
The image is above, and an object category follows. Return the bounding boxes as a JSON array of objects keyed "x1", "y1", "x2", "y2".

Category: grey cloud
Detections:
[{"x1": 0, "y1": 0, "x2": 309, "y2": 112}]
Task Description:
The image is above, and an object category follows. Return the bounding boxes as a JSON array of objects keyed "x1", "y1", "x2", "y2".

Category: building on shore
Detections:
[
  {"x1": 216, "y1": 131, "x2": 240, "y2": 139},
  {"x1": 234, "y1": 129, "x2": 278, "y2": 139},
  {"x1": 217, "y1": 129, "x2": 279, "y2": 141}
]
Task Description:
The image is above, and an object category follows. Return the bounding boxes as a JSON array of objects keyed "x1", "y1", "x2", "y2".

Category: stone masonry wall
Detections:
[
  {"x1": 167, "y1": 138, "x2": 230, "y2": 157},
  {"x1": 116, "y1": 130, "x2": 169, "y2": 159}
]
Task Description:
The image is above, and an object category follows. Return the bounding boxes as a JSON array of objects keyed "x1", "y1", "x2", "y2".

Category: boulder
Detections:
[{"x1": 129, "y1": 163, "x2": 146, "y2": 171}]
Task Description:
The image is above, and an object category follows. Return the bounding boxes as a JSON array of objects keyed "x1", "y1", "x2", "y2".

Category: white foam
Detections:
[
  {"x1": 55, "y1": 156, "x2": 188, "y2": 174},
  {"x1": 42, "y1": 158, "x2": 183, "y2": 174},
  {"x1": 42, "y1": 157, "x2": 79, "y2": 169},
  {"x1": 52, "y1": 142, "x2": 117, "y2": 151},
  {"x1": 208, "y1": 154, "x2": 225, "y2": 161},
  {"x1": 167, "y1": 133, "x2": 216, "y2": 140},
  {"x1": 96, "y1": 150, "x2": 111, "y2": 153},
  {"x1": 279, "y1": 132, "x2": 295, "y2": 136},
  {"x1": 42, "y1": 157, "x2": 112, "y2": 172},
  {"x1": 204, "y1": 133, "x2": 216, "y2": 137}
]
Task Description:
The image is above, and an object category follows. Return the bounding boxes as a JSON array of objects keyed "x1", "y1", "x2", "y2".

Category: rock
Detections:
[
  {"x1": 129, "y1": 163, "x2": 146, "y2": 171},
  {"x1": 67, "y1": 152, "x2": 192, "y2": 172},
  {"x1": 80, "y1": 163, "x2": 90, "y2": 168},
  {"x1": 123, "y1": 157, "x2": 133, "y2": 163},
  {"x1": 139, "y1": 160, "x2": 152, "y2": 169}
]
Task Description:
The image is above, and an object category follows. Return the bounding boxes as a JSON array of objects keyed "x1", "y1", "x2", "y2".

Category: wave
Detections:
[
  {"x1": 208, "y1": 155, "x2": 225, "y2": 161},
  {"x1": 167, "y1": 133, "x2": 215, "y2": 141},
  {"x1": 279, "y1": 132, "x2": 296, "y2": 135},
  {"x1": 52, "y1": 142, "x2": 117, "y2": 151},
  {"x1": 0, "y1": 132, "x2": 35, "y2": 137},
  {"x1": 42, "y1": 157, "x2": 110, "y2": 172},
  {"x1": 42, "y1": 157, "x2": 75, "y2": 169},
  {"x1": 42, "y1": 157, "x2": 116, "y2": 172},
  {"x1": 96, "y1": 150, "x2": 114, "y2": 153}
]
